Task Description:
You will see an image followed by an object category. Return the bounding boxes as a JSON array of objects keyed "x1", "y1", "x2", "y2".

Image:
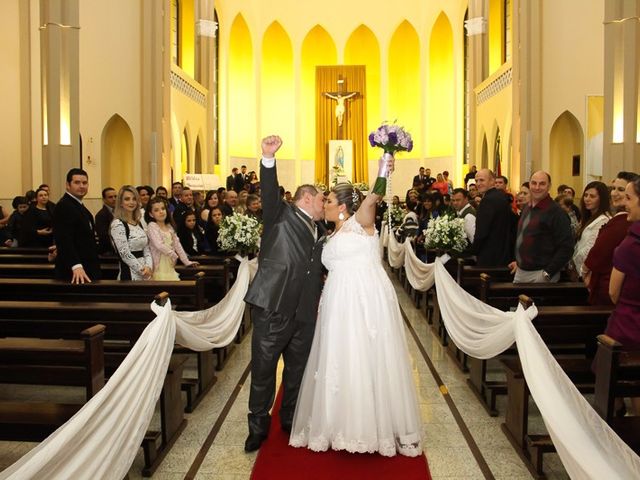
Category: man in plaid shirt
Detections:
[{"x1": 509, "y1": 171, "x2": 574, "y2": 283}]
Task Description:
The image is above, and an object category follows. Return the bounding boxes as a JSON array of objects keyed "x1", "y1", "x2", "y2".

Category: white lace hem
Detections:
[{"x1": 289, "y1": 431, "x2": 422, "y2": 458}]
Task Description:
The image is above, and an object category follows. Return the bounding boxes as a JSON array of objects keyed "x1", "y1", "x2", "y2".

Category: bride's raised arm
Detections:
[{"x1": 355, "y1": 155, "x2": 394, "y2": 230}]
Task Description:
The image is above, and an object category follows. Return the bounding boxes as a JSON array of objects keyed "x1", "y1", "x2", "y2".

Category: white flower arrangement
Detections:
[
  {"x1": 314, "y1": 182, "x2": 328, "y2": 193},
  {"x1": 217, "y1": 213, "x2": 261, "y2": 255},
  {"x1": 424, "y1": 214, "x2": 468, "y2": 253},
  {"x1": 383, "y1": 205, "x2": 405, "y2": 227}
]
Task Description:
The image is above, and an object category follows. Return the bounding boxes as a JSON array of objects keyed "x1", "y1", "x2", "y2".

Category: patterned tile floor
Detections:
[{"x1": 0, "y1": 267, "x2": 571, "y2": 479}]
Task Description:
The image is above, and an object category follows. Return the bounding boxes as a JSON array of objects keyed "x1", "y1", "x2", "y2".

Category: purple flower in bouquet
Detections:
[{"x1": 368, "y1": 122, "x2": 413, "y2": 154}]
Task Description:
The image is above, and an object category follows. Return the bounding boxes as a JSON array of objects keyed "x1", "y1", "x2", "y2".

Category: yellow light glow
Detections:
[
  {"x1": 613, "y1": 115, "x2": 624, "y2": 143},
  {"x1": 301, "y1": 26, "x2": 337, "y2": 160},
  {"x1": 228, "y1": 14, "x2": 256, "y2": 157},
  {"x1": 428, "y1": 12, "x2": 455, "y2": 157},
  {"x1": 612, "y1": 24, "x2": 624, "y2": 144},
  {"x1": 388, "y1": 21, "x2": 421, "y2": 157},
  {"x1": 261, "y1": 22, "x2": 294, "y2": 158},
  {"x1": 345, "y1": 25, "x2": 381, "y2": 162},
  {"x1": 488, "y1": 0, "x2": 504, "y2": 74},
  {"x1": 180, "y1": 0, "x2": 195, "y2": 77}
]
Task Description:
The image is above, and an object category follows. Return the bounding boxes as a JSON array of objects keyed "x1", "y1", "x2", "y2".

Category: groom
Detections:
[{"x1": 243, "y1": 135, "x2": 327, "y2": 452}]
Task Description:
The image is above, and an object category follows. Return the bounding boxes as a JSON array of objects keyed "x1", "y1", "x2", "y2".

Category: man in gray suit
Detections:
[{"x1": 244, "y1": 135, "x2": 327, "y2": 452}]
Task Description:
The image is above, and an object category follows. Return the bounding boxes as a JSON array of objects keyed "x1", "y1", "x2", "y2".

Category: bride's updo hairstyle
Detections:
[{"x1": 332, "y1": 183, "x2": 364, "y2": 216}]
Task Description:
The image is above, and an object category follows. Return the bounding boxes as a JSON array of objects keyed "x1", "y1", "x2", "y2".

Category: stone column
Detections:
[
  {"x1": 40, "y1": 0, "x2": 79, "y2": 196},
  {"x1": 195, "y1": 0, "x2": 217, "y2": 173},
  {"x1": 465, "y1": 0, "x2": 488, "y2": 169},
  {"x1": 603, "y1": 1, "x2": 640, "y2": 178}
]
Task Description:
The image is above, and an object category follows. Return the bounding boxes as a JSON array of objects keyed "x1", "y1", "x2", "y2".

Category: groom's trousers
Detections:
[{"x1": 248, "y1": 306, "x2": 316, "y2": 436}]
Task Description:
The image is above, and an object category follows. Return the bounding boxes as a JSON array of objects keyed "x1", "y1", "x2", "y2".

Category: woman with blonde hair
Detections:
[{"x1": 109, "y1": 185, "x2": 153, "y2": 280}]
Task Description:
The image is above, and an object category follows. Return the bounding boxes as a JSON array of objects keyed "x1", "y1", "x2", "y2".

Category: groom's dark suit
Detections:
[{"x1": 244, "y1": 159, "x2": 325, "y2": 440}]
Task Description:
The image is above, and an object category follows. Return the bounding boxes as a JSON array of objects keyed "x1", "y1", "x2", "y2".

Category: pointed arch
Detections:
[
  {"x1": 389, "y1": 21, "x2": 421, "y2": 157},
  {"x1": 428, "y1": 12, "x2": 455, "y2": 157},
  {"x1": 194, "y1": 135, "x2": 202, "y2": 173},
  {"x1": 181, "y1": 127, "x2": 190, "y2": 178},
  {"x1": 101, "y1": 114, "x2": 134, "y2": 188},
  {"x1": 345, "y1": 25, "x2": 381, "y2": 161},
  {"x1": 229, "y1": 14, "x2": 256, "y2": 158},
  {"x1": 549, "y1": 110, "x2": 584, "y2": 193},
  {"x1": 301, "y1": 25, "x2": 337, "y2": 160},
  {"x1": 481, "y1": 133, "x2": 489, "y2": 169},
  {"x1": 261, "y1": 22, "x2": 294, "y2": 158},
  {"x1": 493, "y1": 127, "x2": 502, "y2": 175}
]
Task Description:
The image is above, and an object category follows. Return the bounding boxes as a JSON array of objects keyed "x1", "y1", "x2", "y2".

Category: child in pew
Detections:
[
  {"x1": 176, "y1": 210, "x2": 208, "y2": 256},
  {"x1": 145, "y1": 197, "x2": 199, "y2": 280}
]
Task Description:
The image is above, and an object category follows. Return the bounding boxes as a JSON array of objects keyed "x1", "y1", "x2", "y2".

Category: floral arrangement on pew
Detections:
[
  {"x1": 383, "y1": 205, "x2": 405, "y2": 228},
  {"x1": 423, "y1": 213, "x2": 468, "y2": 254},
  {"x1": 217, "y1": 214, "x2": 261, "y2": 257}
]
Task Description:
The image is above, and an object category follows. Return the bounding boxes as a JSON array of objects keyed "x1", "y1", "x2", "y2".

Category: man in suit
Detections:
[
  {"x1": 413, "y1": 167, "x2": 426, "y2": 188},
  {"x1": 452, "y1": 187, "x2": 476, "y2": 243},
  {"x1": 95, "y1": 187, "x2": 117, "y2": 255},
  {"x1": 226, "y1": 168, "x2": 239, "y2": 191},
  {"x1": 244, "y1": 135, "x2": 326, "y2": 452},
  {"x1": 472, "y1": 168, "x2": 516, "y2": 267},
  {"x1": 168, "y1": 182, "x2": 183, "y2": 212},
  {"x1": 52, "y1": 168, "x2": 101, "y2": 283}
]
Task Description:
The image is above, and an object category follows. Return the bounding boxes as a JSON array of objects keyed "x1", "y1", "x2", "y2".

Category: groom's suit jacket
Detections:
[{"x1": 244, "y1": 161, "x2": 325, "y2": 322}]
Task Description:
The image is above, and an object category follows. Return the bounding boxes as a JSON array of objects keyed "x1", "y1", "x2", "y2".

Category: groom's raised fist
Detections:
[{"x1": 261, "y1": 135, "x2": 283, "y2": 158}]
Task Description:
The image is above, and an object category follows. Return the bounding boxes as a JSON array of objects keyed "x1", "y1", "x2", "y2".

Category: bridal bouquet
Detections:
[
  {"x1": 368, "y1": 122, "x2": 414, "y2": 154},
  {"x1": 424, "y1": 214, "x2": 468, "y2": 253},
  {"x1": 383, "y1": 205, "x2": 405, "y2": 227},
  {"x1": 217, "y1": 213, "x2": 261, "y2": 256}
]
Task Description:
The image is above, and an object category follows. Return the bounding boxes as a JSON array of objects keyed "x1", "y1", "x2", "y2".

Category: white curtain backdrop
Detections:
[
  {"x1": 392, "y1": 251, "x2": 640, "y2": 478},
  {"x1": 0, "y1": 257, "x2": 257, "y2": 480}
]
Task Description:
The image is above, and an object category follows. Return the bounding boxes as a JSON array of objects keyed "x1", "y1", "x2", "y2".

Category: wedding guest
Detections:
[
  {"x1": 177, "y1": 210, "x2": 206, "y2": 256},
  {"x1": 558, "y1": 195, "x2": 580, "y2": 238},
  {"x1": 95, "y1": 187, "x2": 117, "y2": 255},
  {"x1": 109, "y1": 185, "x2": 152, "y2": 281},
  {"x1": 247, "y1": 171, "x2": 260, "y2": 194},
  {"x1": 145, "y1": 197, "x2": 198, "y2": 280},
  {"x1": 464, "y1": 165, "x2": 478, "y2": 187},
  {"x1": 3, "y1": 196, "x2": 29, "y2": 247},
  {"x1": 236, "y1": 190, "x2": 249, "y2": 214},
  {"x1": 222, "y1": 190, "x2": 238, "y2": 216},
  {"x1": 136, "y1": 185, "x2": 154, "y2": 209},
  {"x1": 604, "y1": 176, "x2": 640, "y2": 414},
  {"x1": 432, "y1": 173, "x2": 449, "y2": 195},
  {"x1": 20, "y1": 187, "x2": 54, "y2": 248},
  {"x1": 168, "y1": 181, "x2": 183, "y2": 212},
  {"x1": 156, "y1": 186, "x2": 168, "y2": 199},
  {"x1": 442, "y1": 170, "x2": 454, "y2": 194},
  {"x1": 245, "y1": 194, "x2": 262, "y2": 220},
  {"x1": 572, "y1": 181, "x2": 611, "y2": 278},
  {"x1": 37, "y1": 183, "x2": 57, "y2": 210},
  {"x1": 53, "y1": 168, "x2": 101, "y2": 283},
  {"x1": 200, "y1": 190, "x2": 220, "y2": 223},
  {"x1": 583, "y1": 172, "x2": 637, "y2": 305},
  {"x1": 205, "y1": 206, "x2": 223, "y2": 255},
  {"x1": 173, "y1": 187, "x2": 197, "y2": 225}
]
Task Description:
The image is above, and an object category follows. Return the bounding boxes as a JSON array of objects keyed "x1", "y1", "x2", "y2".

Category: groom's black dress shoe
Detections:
[{"x1": 244, "y1": 433, "x2": 267, "y2": 452}]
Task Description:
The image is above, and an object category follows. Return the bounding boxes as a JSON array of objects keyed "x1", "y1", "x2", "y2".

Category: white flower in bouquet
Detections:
[
  {"x1": 424, "y1": 214, "x2": 468, "y2": 253},
  {"x1": 217, "y1": 214, "x2": 261, "y2": 255}
]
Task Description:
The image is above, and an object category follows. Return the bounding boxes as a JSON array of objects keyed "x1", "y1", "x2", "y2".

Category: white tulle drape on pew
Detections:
[
  {"x1": 0, "y1": 256, "x2": 258, "y2": 480},
  {"x1": 396, "y1": 239, "x2": 640, "y2": 479}
]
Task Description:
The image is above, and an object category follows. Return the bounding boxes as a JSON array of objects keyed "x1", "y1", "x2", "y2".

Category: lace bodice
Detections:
[{"x1": 322, "y1": 216, "x2": 380, "y2": 271}]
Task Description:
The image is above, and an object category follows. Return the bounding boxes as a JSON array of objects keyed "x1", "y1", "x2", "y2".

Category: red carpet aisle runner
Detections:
[{"x1": 251, "y1": 389, "x2": 432, "y2": 480}]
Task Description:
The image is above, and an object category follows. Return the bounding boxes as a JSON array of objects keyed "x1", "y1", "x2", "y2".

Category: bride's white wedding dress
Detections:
[{"x1": 289, "y1": 215, "x2": 422, "y2": 457}]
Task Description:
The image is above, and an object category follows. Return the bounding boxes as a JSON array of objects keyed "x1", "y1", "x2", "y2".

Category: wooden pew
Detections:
[
  {"x1": 467, "y1": 274, "x2": 590, "y2": 415},
  {"x1": 0, "y1": 324, "x2": 106, "y2": 441},
  {"x1": 0, "y1": 297, "x2": 191, "y2": 477},
  {"x1": 593, "y1": 334, "x2": 640, "y2": 454},
  {"x1": 499, "y1": 296, "x2": 610, "y2": 477}
]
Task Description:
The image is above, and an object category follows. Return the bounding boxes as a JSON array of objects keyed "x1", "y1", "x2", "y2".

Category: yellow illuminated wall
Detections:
[
  {"x1": 549, "y1": 111, "x2": 583, "y2": 193},
  {"x1": 345, "y1": 25, "x2": 381, "y2": 162},
  {"x1": 179, "y1": 0, "x2": 195, "y2": 77},
  {"x1": 388, "y1": 21, "x2": 421, "y2": 157},
  {"x1": 301, "y1": 26, "x2": 337, "y2": 160},
  {"x1": 101, "y1": 114, "x2": 133, "y2": 189},
  {"x1": 488, "y1": 0, "x2": 505, "y2": 74},
  {"x1": 428, "y1": 13, "x2": 455, "y2": 157},
  {"x1": 261, "y1": 22, "x2": 294, "y2": 158},
  {"x1": 228, "y1": 15, "x2": 256, "y2": 158}
]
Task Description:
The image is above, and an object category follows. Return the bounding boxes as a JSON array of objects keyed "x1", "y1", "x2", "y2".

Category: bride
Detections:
[{"x1": 289, "y1": 158, "x2": 423, "y2": 457}]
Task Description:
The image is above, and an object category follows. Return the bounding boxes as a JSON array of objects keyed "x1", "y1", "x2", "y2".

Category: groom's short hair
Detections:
[{"x1": 293, "y1": 184, "x2": 320, "y2": 202}]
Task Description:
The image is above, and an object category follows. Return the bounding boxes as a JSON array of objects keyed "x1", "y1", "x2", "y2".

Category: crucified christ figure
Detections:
[{"x1": 323, "y1": 91, "x2": 357, "y2": 127}]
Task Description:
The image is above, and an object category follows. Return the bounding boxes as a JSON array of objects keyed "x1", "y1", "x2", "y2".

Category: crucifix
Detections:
[{"x1": 323, "y1": 77, "x2": 358, "y2": 128}]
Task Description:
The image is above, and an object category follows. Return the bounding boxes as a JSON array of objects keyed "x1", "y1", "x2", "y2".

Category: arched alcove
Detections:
[
  {"x1": 301, "y1": 25, "x2": 337, "y2": 160},
  {"x1": 345, "y1": 25, "x2": 380, "y2": 160},
  {"x1": 389, "y1": 21, "x2": 421, "y2": 157},
  {"x1": 228, "y1": 14, "x2": 256, "y2": 158},
  {"x1": 261, "y1": 21, "x2": 294, "y2": 158},
  {"x1": 481, "y1": 134, "x2": 489, "y2": 169},
  {"x1": 181, "y1": 128, "x2": 190, "y2": 178},
  {"x1": 493, "y1": 127, "x2": 502, "y2": 174},
  {"x1": 194, "y1": 136, "x2": 202, "y2": 173},
  {"x1": 428, "y1": 12, "x2": 455, "y2": 157},
  {"x1": 549, "y1": 110, "x2": 584, "y2": 193},
  {"x1": 101, "y1": 114, "x2": 134, "y2": 189}
]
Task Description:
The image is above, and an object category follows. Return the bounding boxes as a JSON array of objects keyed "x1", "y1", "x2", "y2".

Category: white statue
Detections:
[{"x1": 323, "y1": 91, "x2": 357, "y2": 127}]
